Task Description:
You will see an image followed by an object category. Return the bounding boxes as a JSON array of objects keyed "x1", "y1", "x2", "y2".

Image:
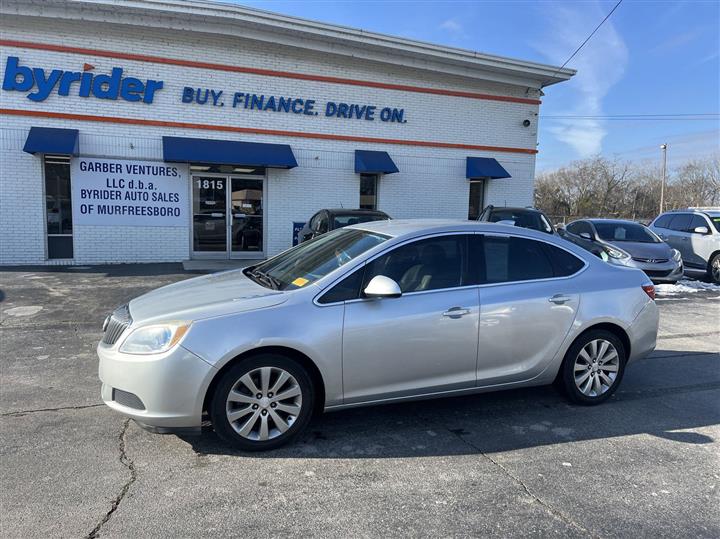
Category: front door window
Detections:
[{"x1": 192, "y1": 174, "x2": 264, "y2": 257}]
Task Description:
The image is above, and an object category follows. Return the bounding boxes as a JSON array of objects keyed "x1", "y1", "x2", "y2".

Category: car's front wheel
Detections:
[
  {"x1": 210, "y1": 354, "x2": 315, "y2": 451},
  {"x1": 710, "y1": 253, "x2": 720, "y2": 284},
  {"x1": 559, "y1": 330, "x2": 626, "y2": 405}
]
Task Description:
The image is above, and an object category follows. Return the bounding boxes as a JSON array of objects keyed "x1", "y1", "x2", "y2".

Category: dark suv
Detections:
[
  {"x1": 478, "y1": 205, "x2": 556, "y2": 235},
  {"x1": 299, "y1": 209, "x2": 391, "y2": 243}
]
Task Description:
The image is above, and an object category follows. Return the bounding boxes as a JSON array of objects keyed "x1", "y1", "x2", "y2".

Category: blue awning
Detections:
[
  {"x1": 162, "y1": 136, "x2": 297, "y2": 168},
  {"x1": 354, "y1": 150, "x2": 399, "y2": 175},
  {"x1": 466, "y1": 157, "x2": 511, "y2": 180},
  {"x1": 23, "y1": 127, "x2": 79, "y2": 156}
]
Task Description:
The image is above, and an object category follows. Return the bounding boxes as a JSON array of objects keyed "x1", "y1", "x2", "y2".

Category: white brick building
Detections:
[{"x1": 0, "y1": 0, "x2": 573, "y2": 265}]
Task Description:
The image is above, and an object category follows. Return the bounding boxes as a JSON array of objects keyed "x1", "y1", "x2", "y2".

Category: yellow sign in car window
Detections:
[{"x1": 291, "y1": 277, "x2": 309, "y2": 287}]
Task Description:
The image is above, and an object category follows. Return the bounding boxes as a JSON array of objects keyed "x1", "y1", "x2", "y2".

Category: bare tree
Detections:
[{"x1": 535, "y1": 155, "x2": 719, "y2": 223}]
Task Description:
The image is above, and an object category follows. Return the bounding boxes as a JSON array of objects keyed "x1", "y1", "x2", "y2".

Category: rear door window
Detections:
[
  {"x1": 653, "y1": 214, "x2": 672, "y2": 229},
  {"x1": 567, "y1": 221, "x2": 593, "y2": 237},
  {"x1": 542, "y1": 243, "x2": 585, "y2": 277},
  {"x1": 479, "y1": 236, "x2": 554, "y2": 283}
]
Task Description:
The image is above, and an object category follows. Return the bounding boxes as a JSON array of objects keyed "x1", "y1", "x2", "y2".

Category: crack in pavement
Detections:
[
  {"x1": 1, "y1": 403, "x2": 105, "y2": 417},
  {"x1": 445, "y1": 427, "x2": 599, "y2": 538},
  {"x1": 85, "y1": 419, "x2": 137, "y2": 539}
]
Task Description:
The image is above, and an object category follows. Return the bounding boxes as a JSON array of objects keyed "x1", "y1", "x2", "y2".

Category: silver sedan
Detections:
[{"x1": 98, "y1": 220, "x2": 659, "y2": 450}]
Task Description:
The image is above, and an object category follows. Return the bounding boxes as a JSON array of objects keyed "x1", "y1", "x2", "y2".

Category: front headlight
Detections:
[
  {"x1": 604, "y1": 245, "x2": 630, "y2": 260},
  {"x1": 119, "y1": 321, "x2": 191, "y2": 355},
  {"x1": 671, "y1": 248, "x2": 682, "y2": 262}
]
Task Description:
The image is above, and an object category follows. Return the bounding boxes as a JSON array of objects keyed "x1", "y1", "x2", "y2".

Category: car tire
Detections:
[
  {"x1": 210, "y1": 354, "x2": 315, "y2": 451},
  {"x1": 709, "y1": 253, "x2": 720, "y2": 284},
  {"x1": 559, "y1": 330, "x2": 626, "y2": 405}
]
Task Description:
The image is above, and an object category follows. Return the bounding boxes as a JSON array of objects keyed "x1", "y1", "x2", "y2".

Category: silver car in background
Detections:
[
  {"x1": 560, "y1": 219, "x2": 684, "y2": 284},
  {"x1": 649, "y1": 208, "x2": 720, "y2": 284},
  {"x1": 98, "y1": 220, "x2": 659, "y2": 451}
]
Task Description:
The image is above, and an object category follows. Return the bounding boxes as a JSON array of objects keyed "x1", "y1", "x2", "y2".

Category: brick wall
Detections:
[{"x1": 0, "y1": 12, "x2": 539, "y2": 265}]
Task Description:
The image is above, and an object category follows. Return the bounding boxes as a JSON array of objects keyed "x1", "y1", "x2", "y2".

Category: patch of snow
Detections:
[{"x1": 655, "y1": 279, "x2": 720, "y2": 296}]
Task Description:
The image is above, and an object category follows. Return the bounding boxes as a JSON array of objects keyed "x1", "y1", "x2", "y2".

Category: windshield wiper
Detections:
[{"x1": 247, "y1": 268, "x2": 281, "y2": 290}]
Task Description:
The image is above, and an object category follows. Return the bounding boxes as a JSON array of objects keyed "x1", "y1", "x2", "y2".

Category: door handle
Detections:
[
  {"x1": 442, "y1": 307, "x2": 471, "y2": 318},
  {"x1": 549, "y1": 294, "x2": 572, "y2": 304},
  {"x1": 210, "y1": 212, "x2": 223, "y2": 218}
]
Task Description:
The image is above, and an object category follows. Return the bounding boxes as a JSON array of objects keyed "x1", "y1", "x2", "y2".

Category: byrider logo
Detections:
[{"x1": 2, "y1": 56, "x2": 164, "y2": 103}]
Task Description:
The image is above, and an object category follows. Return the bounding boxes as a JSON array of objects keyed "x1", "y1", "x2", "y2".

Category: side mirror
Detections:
[
  {"x1": 579, "y1": 232, "x2": 593, "y2": 240},
  {"x1": 693, "y1": 226, "x2": 709, "y2": 235},
  {"x1": 363, "y1": 275, "x2": 402, "y2": 299}
]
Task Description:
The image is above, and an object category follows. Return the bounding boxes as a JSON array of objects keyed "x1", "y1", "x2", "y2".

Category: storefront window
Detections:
[
  {"x1": 360, "y1": 174, "x2": 378, "y2": 210},
  {"x1": 44, "y1": 155, "x2": 74, "y2": 258},
  {"x1": 468, "y1": 180, "x2": 485, "y2": 220}
]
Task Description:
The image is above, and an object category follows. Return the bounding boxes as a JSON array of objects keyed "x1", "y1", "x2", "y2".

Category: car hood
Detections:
[
  {"x1": 604, "y1": 240, "x2": 673, "y2": 259},
  {"x1": 128, "y1": 269, "x2": 287, "y2": 324}
]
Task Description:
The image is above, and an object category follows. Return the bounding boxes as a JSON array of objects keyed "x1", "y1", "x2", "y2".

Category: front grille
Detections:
[
  {"x1": 644, "y1": 269, "x2": 672, "y2": 278},
  {"x1": 112, "y1": 388, "x2": 145, "y2": 410},
  {"x1": 633, "y1": 257, "x2": 669, "y2": 264},
  {"x1": 102, "y1": 304, "x2": 132, "y2": 345}
]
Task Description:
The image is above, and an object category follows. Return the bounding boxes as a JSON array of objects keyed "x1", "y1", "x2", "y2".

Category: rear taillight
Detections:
[{"x1": 642, "y1": 284, "x2": 656, "y2": 300}]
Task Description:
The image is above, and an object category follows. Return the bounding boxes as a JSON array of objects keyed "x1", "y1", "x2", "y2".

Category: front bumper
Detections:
[
  {"x1": 621, "y1": 258, "x2": 683, "y2": 283},
  {"x1": 98, "y1": 342, "x2": 217, "y2": 429}
]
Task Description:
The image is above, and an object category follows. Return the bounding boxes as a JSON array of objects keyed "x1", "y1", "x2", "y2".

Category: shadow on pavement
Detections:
[
  {"x1": 179, "y1": 348, "x2": 720, "y2": 459},
  {"x1": 0, "y1": 263, "x2": 201, "y2": 277}
]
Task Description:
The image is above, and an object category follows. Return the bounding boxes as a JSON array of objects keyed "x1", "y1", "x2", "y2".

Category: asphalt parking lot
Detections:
[{"x1": 1, "y1": 265, "x2": 718, "y2": 538}]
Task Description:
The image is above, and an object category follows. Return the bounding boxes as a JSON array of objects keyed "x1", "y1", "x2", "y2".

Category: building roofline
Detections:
[{"x1": 2, "y1": 0, "x2": 575, "y2": 89}]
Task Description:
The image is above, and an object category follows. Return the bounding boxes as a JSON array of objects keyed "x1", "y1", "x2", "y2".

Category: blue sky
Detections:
[{"x1": 235, "y1": 0, "x2": 719, "y2": 171}]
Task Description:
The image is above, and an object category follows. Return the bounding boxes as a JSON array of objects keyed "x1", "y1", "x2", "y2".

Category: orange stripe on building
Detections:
[
  {"x1": 0, "y1": 108, "x2": 539, "y2": 154},
  {"x1": 0, "y1": 39, "x2": 542, "y2": 106}
]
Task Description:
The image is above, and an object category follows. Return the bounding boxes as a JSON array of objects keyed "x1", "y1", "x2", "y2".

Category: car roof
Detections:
[
  {"x1": 489, "y1": 206, "x2": 543, "y2": 214},
  {"x1": 583, "y1": 218, "x2": 645, "y2": 225},
  {"x1": 325, "y1": 208, "x2": 388, "y2": 215},
  {"x1": 348, "y1": 218, "x2": 560, "y2": 240}
]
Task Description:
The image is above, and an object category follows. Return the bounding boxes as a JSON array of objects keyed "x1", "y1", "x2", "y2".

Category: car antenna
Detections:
[{"x1": 339, "y1": 201, "x2": 344, "y2": 208}]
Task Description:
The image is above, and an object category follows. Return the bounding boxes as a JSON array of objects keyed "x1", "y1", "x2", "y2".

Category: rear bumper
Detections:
[
  {"x1": 627, "y1": 301, "x2": 659, "y2": 363},
  {"x1": 98, "y1": 343, "x2": 217, "y2": 429}
]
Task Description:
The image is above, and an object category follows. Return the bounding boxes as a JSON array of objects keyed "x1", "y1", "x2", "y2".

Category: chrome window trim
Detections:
[{"x1": 313, "y1": 230, "x2": 589, "y2": 307}]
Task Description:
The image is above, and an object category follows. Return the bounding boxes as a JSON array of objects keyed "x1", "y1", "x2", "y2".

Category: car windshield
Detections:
[
  {"x1": 594, "y1": 222, "x2": 660, "y2": 243},
  {"x1": 490, "y1": 210, "x2": 553, "y2": 234},
  {"x1": 246, "y1": 228, "x2": 389, "y2": 290},
  {"x1": 332, "y1": 213, "x2": 388, "y2": 228}
]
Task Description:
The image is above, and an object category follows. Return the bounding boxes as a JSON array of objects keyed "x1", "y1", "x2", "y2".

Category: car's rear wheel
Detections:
[
  {"x1": 210, "y1": 355, "x2": 314, "y2": 451},
  {"x1": 710, "y1": 253, "x2": 720, "y2": 284},
  {"x1": 559, "y1": 330, "x2": 626, "y2": 405}
]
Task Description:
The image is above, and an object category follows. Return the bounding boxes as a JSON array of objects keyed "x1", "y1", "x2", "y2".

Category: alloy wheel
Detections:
[
  {"x1": 225, "y1": 367, "x2": 302, "y2": 441},
  {"x1": 573, "y1": 339, "x2": 620, "y2": 397},
  {"x1": 712, "y1": 257, "x2": 720, "y2": 283}
]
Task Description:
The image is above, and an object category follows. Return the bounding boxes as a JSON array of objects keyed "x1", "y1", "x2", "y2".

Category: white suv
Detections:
[{"x1": 649, "y1": 208, "x2": 720, "y2": 284}]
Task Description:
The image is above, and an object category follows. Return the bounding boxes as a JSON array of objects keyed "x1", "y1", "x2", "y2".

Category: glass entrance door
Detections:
[
  {"x1": 192, "y1": 175, "x2": 265, "y2": 258},
  {"x1": 230, "y1": 178, "x2": 264, "y2": 255}
]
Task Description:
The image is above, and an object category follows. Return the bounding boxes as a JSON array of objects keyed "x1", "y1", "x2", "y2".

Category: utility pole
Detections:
[{"x1": 659, "y1": 143, "x2": 667, "y2": 213}]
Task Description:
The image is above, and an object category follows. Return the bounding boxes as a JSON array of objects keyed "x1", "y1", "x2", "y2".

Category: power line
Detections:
[
  {"x1": 542, "y1": 0, "x2": 624, "y2": 86},
  {"x1": 542, "y1": 113, "x2": 719, "y2": 119}
]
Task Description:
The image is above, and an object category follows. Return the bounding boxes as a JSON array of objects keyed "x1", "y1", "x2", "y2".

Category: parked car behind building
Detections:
[
  {"x1": 649, "y1": 208, "x2": 720, "y2": 284},
  {"x1": 478, "y1": 205, "x2": 556, "y2": 235},
  {"x1": 299, "y1": 209, "x2": 391, "y2": 243},
  {"x1": 559, "y1": 219, "x2": 683, "y2": 284}
]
